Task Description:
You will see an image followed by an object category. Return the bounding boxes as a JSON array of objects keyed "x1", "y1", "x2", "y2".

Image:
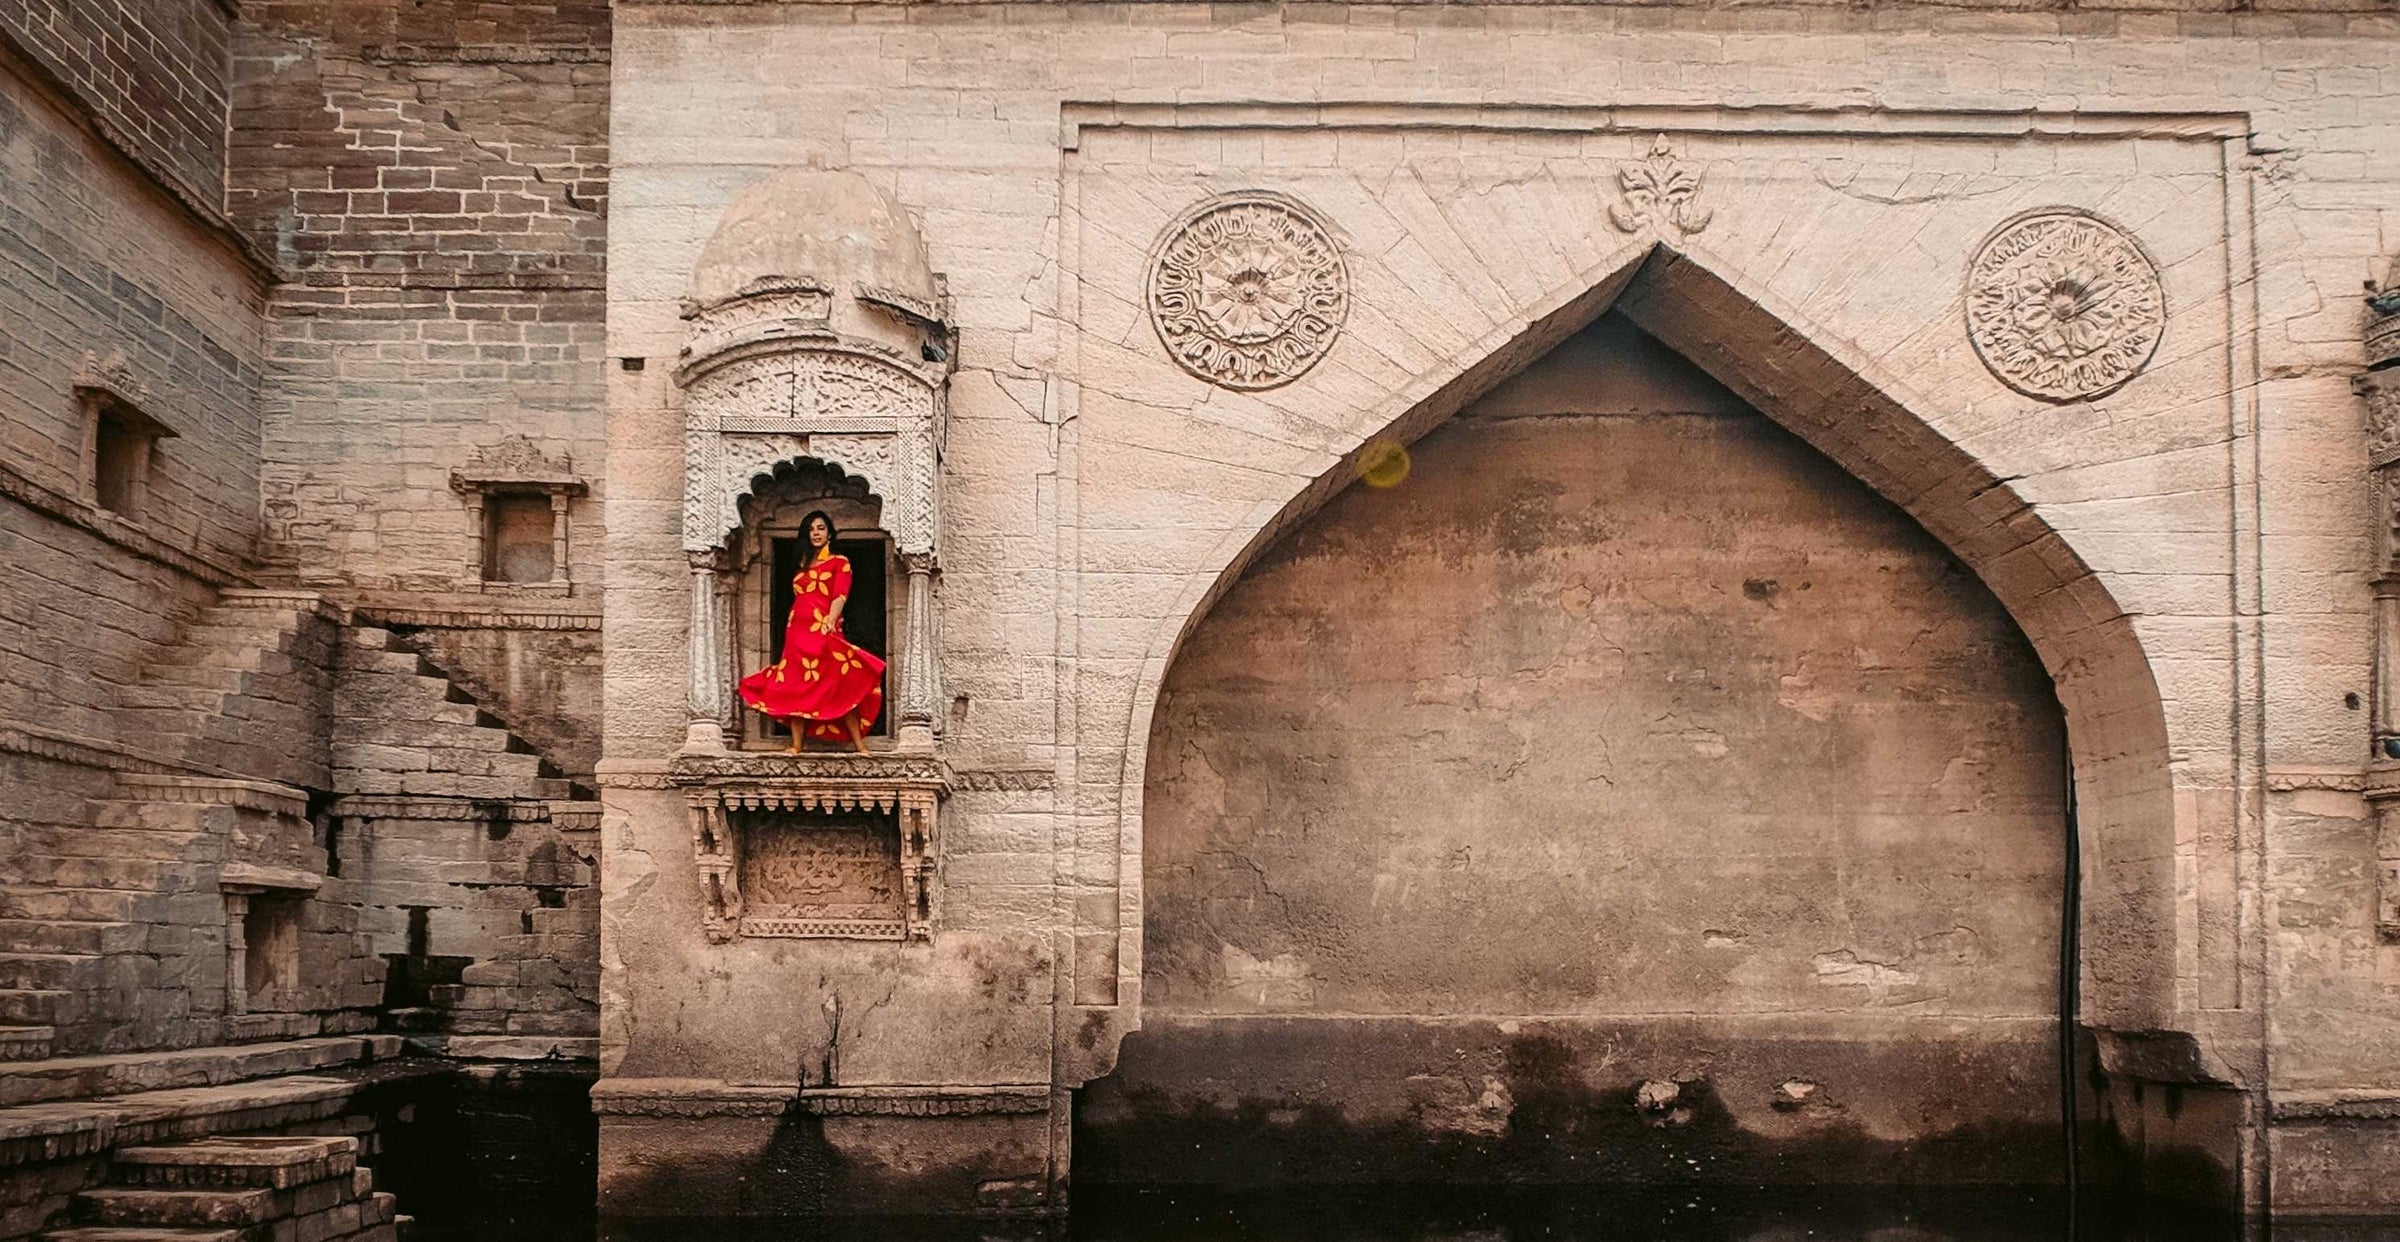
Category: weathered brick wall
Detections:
[
  {"x1": 0, "y1": 63, "x2": 264, "y2": 737},
  {"x1": 0, "y1": 0, "x2": 232, "y2": 206},
  {"x1": 229, "y1": 0, "x2": 609, "y2": 758}
]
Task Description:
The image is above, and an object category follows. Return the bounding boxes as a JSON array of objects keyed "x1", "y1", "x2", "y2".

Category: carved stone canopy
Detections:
[
  {"x1": 73, "y1": 350, "x2": 175, "y2": 439},
  {"x1": 677, "y1": 169, "x2": 950, "y2": 561},
  {"x1": 450, "y1": 435, "x2": 586, "y2": 495}
]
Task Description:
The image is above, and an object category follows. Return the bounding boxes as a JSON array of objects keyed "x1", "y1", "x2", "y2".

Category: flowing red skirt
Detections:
[{"x1": 737, "y1": 554, "x2": 886, "y2": 741}]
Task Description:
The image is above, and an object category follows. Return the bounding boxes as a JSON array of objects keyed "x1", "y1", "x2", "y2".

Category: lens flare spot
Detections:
[{"x1": 1358, "y1": 439, "x2": 1411, "y2": 489}]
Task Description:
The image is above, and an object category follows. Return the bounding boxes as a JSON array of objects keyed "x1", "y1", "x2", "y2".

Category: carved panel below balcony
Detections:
[{"x1": 675, "y1": 752, "x2": 947, "y2": 943}]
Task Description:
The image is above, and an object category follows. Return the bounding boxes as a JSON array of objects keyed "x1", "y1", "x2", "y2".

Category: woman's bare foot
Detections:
[
  {"x1": 847, "y1": 711, "x2": 869, "y2": 754},
  {"x1": 782, "y1": 720, "x2": 803, "y2": 754}
]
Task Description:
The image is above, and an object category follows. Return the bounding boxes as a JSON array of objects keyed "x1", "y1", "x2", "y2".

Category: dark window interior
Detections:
[
  {"x1": 484, "y1": 493, "x2": 556, "y2": 583},
  {"x1": 93, "y1": 409, "x2": 144, "y2": 515},
  {"x1": 768, "y1": 534, "x2": 890, "y2": 738}
]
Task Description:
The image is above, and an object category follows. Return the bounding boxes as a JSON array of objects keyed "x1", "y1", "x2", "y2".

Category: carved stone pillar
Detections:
[
  {"x1": 684, "y1": 549, "x2": 731, "y2": 754},
  {"x1": 223, "y1": 891, "x2": 251, "y2": 1017},
  {"x1": 897, "y1": 553, "x2": 939, "y2": 751},
  {"x1": 2360, "y1": 266, "x2": 2400, "y2": 942}
]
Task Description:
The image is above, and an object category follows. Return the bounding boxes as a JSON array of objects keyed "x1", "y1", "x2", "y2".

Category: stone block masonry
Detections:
[
  {"x1": 0, "y1": 0, "x2": 234, "y2": 211},
  {"x1": 41, "y1": 1135, "x2": 402, "y2": 1241},
  {"x1": 233, "y1": 0, "x2": 610, "y2": 648}
]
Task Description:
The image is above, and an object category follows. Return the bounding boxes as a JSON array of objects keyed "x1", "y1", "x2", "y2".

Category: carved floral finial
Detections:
[{"x1": 1608, "y1": 135, "x2": 1713, "y2": 238}]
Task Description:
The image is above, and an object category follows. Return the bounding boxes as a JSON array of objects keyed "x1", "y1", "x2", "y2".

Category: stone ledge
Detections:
[
  {"x1": 397, "y1": 1035, "x2": 598, "y2": 1063},
  {"x1": 116, "y1": 774, "x2": 310, "y2": 819},
  {"x1": 0, "y1": 459, "x2": 253, "y2": 589},
  {"x1": 0, "y1": 720, "x2": 276, "y2": 787},
  {"x1": 0, "y1": 1037, "x2": 403, "y2": 1110},
  {"x1": 590, "y1": 1078, "x2": 1050, "y2": 1119},
  {"x1": 2273, "y1": 1091, "x2": 2400, "y2": 1122},
  {"x1": 0, "y1": 1060, "x2": 448, "y2": 1169}
]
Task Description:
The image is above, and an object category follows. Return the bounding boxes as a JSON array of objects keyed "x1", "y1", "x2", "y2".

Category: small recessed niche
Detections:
[
  {"x1": 241, "y1": 894, "x2": 303, "y2": 1011},
  {"x1": 450, "y1": 437, "x2": 586, "y2": 594},
  {"x1": 74, "y1": 354, "x2": 174, "y2": 522},
  {"x1": 484, "y1": 493, "x2": 558, "y2": 584}
]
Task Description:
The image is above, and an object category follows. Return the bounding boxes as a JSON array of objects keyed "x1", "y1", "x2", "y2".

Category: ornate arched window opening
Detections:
[
  {"x1": 728, "y1": 458, "x2": 895, "y2": 747},
  {"x1": 667, "y1": 168, "x2": 954, "y2": 944}
]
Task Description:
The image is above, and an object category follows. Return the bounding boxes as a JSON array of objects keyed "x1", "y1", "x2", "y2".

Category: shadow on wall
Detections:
[{"x1": 1076, "y1": 1025, "x2": 2071, "y2": 1187}]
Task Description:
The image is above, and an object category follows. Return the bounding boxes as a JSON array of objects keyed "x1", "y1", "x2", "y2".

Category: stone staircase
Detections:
[
  {"x1": 111, "y1": 591, "x2": 340, "y2": 793},
  {"x1": 332, "y1": 626, "x2": 580, "y2": 802},
  {"x1": 38, "y1": 1136, "x2": 401, "y2": 1242},
  {"x1": 0, "y1": 779, "x2": 328, "y2": 1056},
  {"x1": 1, "y1": 591, "x2": 578, "y2": 1059}
]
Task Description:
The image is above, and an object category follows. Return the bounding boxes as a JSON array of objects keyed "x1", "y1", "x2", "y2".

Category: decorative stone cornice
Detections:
[
  {"x1": 324, "y1": 794, "x2": 564, "y2": 822},
  {"x1": 669, "y1": 750, "x2": 950, "y2": 791},
  {"x1": 354, "y1": 605, "x2": 600, "y2": 632},
  {"x1": 2272, "y1": 1091, "x2": 2400, "y2": 1122},
  {"x1": 118, "y1": 773, "x2": 310, "y2": 818},
  {"x1": 0, "y1": 718, "x2": 268, "y2": 786},
  {"x1": 589, "y1": 1078, "x2": 1049, "y2": 1119},
  {"x1": 450, "y1": 435, "x2": 587, "y2": 495},
  {"x1": 951, "y1": 768, "x2": 1058, "y2": 793}
]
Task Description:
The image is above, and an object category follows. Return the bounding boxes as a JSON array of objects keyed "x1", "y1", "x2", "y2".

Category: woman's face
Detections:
[{"x1": 807, "y1": 517, "x2": 830, "y2": 549}]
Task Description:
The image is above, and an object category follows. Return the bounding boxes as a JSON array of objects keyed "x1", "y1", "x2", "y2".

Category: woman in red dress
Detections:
[{"x1": 737, "y1": 511, "x2": 886, "y2": 753}]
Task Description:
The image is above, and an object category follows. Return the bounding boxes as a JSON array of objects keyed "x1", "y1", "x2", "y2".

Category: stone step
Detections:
[
  {"x1": 333, "y1": 648, "x2": 431, "y2": 678},
  {"x1": 75, "y1": 1185, "x2": 280, "y2": 1228},
  {"x1": 77, "y1": 1165, "x2": 379, "y2": 1227},
  {"x1": 0, "y1": 953, "x2": 99, "y2": 992},
  {"x1": 39, "y1": 1226, "x2": 247, "y2": 1242},
  {"x1": 0, "y1": 887, "x2": 145, "y2": 922},
  {"x1": 21, "y1": 856, "x2": 173, "y2": 892},
  {"x1": 0, "y1": 988, "x2": 82, "y2": 1028},
  {"x1": 0, "y1": 1025, "x2": 52, "y2": 1060},
  {"x1": 19, "y1": 823, "x2": 219, "y2": 863},
  {"x1": 0, "y1": 1035, "x2": 403, "y2": 1108},
  {"x1": 117, "y1": 684, "x2": 230, "y2": 713},
  {"x1": 114, "y1": 1135, "x2": 358, "y2": 1191},
  {"x1": 137, "y1": 663, "x2": 251, "y2": 694},
  {"x1": 0, "y1": 919, "x2": 143, "y2": 955}
]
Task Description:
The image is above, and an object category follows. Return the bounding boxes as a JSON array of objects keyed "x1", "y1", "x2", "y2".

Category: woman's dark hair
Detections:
[{"x1": 800, "y1": 509, "x2": 836, "y2": 555}]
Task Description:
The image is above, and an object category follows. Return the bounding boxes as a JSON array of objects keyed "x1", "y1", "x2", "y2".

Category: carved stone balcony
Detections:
[{"x1": 671, "y1": 751, "x2": 947, "y2": 944}]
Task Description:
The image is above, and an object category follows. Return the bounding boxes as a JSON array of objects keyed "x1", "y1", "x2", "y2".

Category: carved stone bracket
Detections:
[{"x1": 674, "y1": 752, "x2": 948, "y2": 944}]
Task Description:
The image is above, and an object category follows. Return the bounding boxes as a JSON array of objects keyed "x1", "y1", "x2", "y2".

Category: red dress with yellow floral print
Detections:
[{"x1": 737, "y1": 552, "x2": 886, "y2": 740}]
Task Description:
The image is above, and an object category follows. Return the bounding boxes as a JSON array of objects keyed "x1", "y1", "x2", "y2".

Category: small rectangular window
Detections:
[
  {"x1": 483, "y1": 493, "x2": 556, "y2": 583},
  {"x1": 242, "y1": 895, "x2": 303, "y2": 1011},
  {"x1": 91, "y1": 407, "x2": 150, "y2": 516}
]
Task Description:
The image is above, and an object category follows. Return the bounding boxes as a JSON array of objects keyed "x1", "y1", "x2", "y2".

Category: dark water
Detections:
[{"x1": 586, "y1": 1186, "x2": 2400, "y2": 1242}]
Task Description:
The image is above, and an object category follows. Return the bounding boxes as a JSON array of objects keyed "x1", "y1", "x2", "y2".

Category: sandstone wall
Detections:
[
  {"x1": 0, "y1": 0, "x2": 231, "y2": 206},
  {"x1": 231, "y1": 0, "x2": 610, "y2": 757},
  {"x1": 1091, "y1": 314, "x2": 2069, "y2": 1182},
  {"x1": 0, "y1": 59, "x2": 264, "y2": 740},
  {"x1": 606, "y1": 1, "x2": 2400, "y2": 1215}
]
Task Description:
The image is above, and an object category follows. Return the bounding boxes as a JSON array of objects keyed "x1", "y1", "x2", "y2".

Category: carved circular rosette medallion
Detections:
[
  {"x1": 1147, "y1": 191, "x2": 1348, "y2": 391},
  {"x1": 1965, "y1": 210, "x2": 2166, "y2": 403}
]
